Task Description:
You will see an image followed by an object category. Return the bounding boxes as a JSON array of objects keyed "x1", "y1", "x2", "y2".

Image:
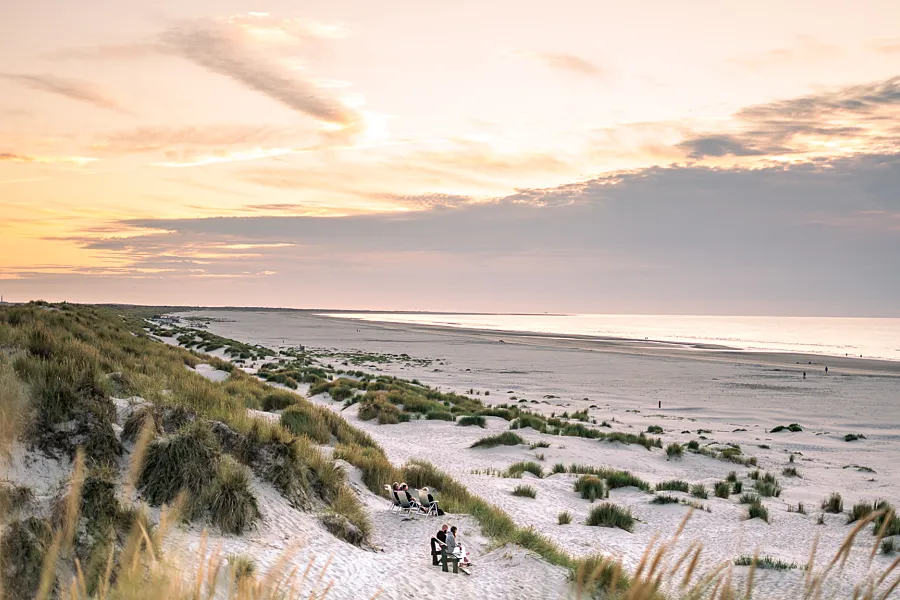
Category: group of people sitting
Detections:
[
  {"x1": 434, "y1": 524, "x2": 472, "y2": 567},
  {"x1": 387, "y1": 482, "x2": 445, "y2": 516}
]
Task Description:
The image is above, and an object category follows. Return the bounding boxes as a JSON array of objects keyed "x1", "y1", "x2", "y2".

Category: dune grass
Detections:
[
  {"x1": 732, "y1": 481, "x2": 743, "y2": 494},
  {"x1": 782, "y1": 466, "x2": 801, "y2": 478},
  {"x1": 558, "y1": 511, "x2": 573, "y2": 525},
  {"x1": 883, "y1": 538, "x2": 896, "y2": 555},
  {"x1": 734, "y1": 555, "x2": 799, "y2": 570},
  {"x1": 652, "y1": 494, "x2": 680, "y2": 505},
  {"x1": 822, "y1": 492, "x2": 844, "y2": 514},
  {"x1": 208, "y1": 456, "x2": 261, "y2": 535},
  {"x1": 690, "y1": 484, "x2": 708, "y2": 499},
  {"x1": 771, "y1": 423, "x2": 803, "y2": 433},
  {"x1": 748, "y1": 502, "x2": 770, "y2": 522},
  {"x1": 585, "y1": 503, "x2": 634, "y2": 531},
  {"x1": 512, "y1": 484, "x2": 538, "y2": 498},
  {"x1": 506, "y1": 461, "x2": 544, "y2": 478},
  {"x1": 566, "y1": 464, "x2": 651, "y2": 491},
  {"x1": 665, "y1": 443, "x2": 684, "y2": 460},
  {"x1": 574, "y1": 475, "x2": 608, "y2": 502},
  {"x1": 470, "y1": 431, "x2": 525, "y2": 448},
  {"x1": 457, "y1": 415, "x2": 487, "y2": 427},
  {"x1": 714, "y1": 481, "x2": 731, "y2": 499},
  {"x1": 655, "y1": 480, "x2": 689, "y2": 493},
  {"x1": 847, "y1": 500, "x2": 875, "y2": 524}
]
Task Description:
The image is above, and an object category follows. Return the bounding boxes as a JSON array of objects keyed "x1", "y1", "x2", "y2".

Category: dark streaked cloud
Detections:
[
  {"x1": 679, "y1": 76, "x2": 900, "y2": 158},
  {"x1": 158, "y1": 21, "x2": 358, "y2": 126},
  {"x1": 0, "y1": 73, "x2": 127, "y2": 113},
  {"x1": 0, "y1": 152, "x2": 33, "y2": 162}
]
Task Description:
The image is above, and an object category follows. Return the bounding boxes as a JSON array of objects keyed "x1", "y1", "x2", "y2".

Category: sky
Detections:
[{"x1": 2, "y1": 0, "x2": 899, "y2": 315}]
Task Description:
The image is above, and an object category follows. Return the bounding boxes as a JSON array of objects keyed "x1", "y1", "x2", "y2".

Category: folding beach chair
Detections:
[
  {"x1": 384, "y1": 485, "x2": 402, "y2": 513},
  {"x1": 395, "y1": 490, "x2": 418, "y2": 516},
  {"x1": 414, "y1": 489, "x2": 439, "y2": 517}
]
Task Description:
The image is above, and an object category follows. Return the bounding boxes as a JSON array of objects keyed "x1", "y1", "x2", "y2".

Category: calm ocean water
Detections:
[{"x1": 322, "y1": 313, "x2": 900, "y2": 361}]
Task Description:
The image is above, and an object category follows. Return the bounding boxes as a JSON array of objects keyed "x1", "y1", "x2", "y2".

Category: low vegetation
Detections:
[
  {"x1": 655, "y1": 480, "x2": 689, "y2": 493},
  {"x1": 558, "y1": 510, "x2": 573, "y2": 525},
  {"x1": 822, "y1": 492, "x2": 844, "y2": 514},
  {"x1": 748, "y1": 502, "x2": 770, "y2": 522},
  {"x1": 690, "y1": 484, "x2": 708, "y2": 499},
  {"x1": 574, "y1": 475, "x2": 608, "y2": 502},
  {"x1": 565, "y1": 465, "x2": 651, "y2": 491},
  {"x1": 506, "y1": 461, "x2": 544, "y2": 478},
  {"x1": 734, "y1": 555, "x2": 800, "y2": 570},
  {"x1": 847, "y1": 500, "x2": 874, "y2": 524},
  {"x1": 457, "y1": 415, "x2": 487, "y2": 427},
  {"x1": 771, "y1": 423, "x2": 803, "y2": 433},
  {"x1": 782, "y1": 466, "x2": 801, "y2": 478},
  {"x1": 844, "y1": 433, "x2": 866, "y2": 442},
  {"x1": 739, "y1": 493, "x2": 762, "y2": 505},
  {"x1": 651, "y1": 494, "x2": 680, "y2": 505},
  {"x1": 512, "y1": 484, "x2": 538, "y2": 498},
  {"x1": 665, "y1": 443, "x2": 684, "y2": 460},
  {"x1": 714, "y1": 481, "x2": 731, "y2": 499},
  {"x1": 471, "y1": 431, "x2": 526, "y2": 448},
  {"x1": 585, "y1": 503, "x2": 635, "y2": 531}
]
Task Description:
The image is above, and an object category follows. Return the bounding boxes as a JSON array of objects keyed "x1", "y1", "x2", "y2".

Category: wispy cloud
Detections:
[
  {"x1": 223, "y1": 12, "x2": 352, "y2": 42},
  {"x1": 0, "y1": 73, "x2": 127, "y2": 113},
  {"x1": 503, "y1": 49, "x2": 604, "y2": 77},
  {"x1": 158, "y1": 20, "x2": 359, "y2": 127},
  {"x1": 93, "y1": 124, "x2": 308, "y2": 154},
  {"x1": 44, "y1": 42, "x2": 160, "y2": 61},
  {"x1": 871, "y1": 39, "x2": 900, "y2": 54},
  {"x1": 0, "y1": 152, "x2": 97, "y2": 166},
  {"x1": 726, "y1": 36, "x2": 840, "y2": 71}
]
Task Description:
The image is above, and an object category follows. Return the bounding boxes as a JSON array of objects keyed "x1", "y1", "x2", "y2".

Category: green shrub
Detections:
[
  {"x1": 512, "y1": 484, "x2": 537, "y2": 498},
  {"x1": 770, "y1": 423, "x2": 802, "y2": 433},
  {"x1": 748, "y1": 502, "x2": 769, "y2": 522},
  {"x1": 575, "y1": 475, "x2": 608, "y2": 502},
  {"x1": 782, "y1": 467, "x2": 800, "y2": 478},
  {"x1": 261, "y1": 390, "x2": 296, "y2": 412},
  {"x1": 0, "y1": 517, "x2": 54, "y2": 599},
  {"x1": 755, "y1": 481, "x2": 782, "y2": 498},
  {"x1": 732, "y1": 481, "x2": 743, "y2": 494},
  {"x1": 228, "y1": 554, "x2": 257, "y2": 583},
  {"x1": 847, "y1": 500, "x2": 874, "y2": 524},
  {"x1": 734, "y1": 555, "x2": 798, "y2": 570},
  {"x1": 425, "y1": 410, "x2": 455, "y2": 421},
  {"x1": 726, "y1": 471, "x2": 738, "y2": 483},
  {"x1": 647, "y1": 425, "x2": 664, "y2": 434},
  {"x1": 558, "y1": 510, "x2": 573, "y2": 524},
  {"x1": 687, "y1": 440, "x2": 700, "y2": 451},
  {"x1": 457, "y1": 415, "x2": 487, "y2": 427},
  {"x1": 510, "y1": 414, "x2": 549, "y2": 432},
  {"x1": 691, "y1": 484, "x2": 708, "y2": 499},
  {"x1": 844, "y1": 433, "x2": 865, "y2": 442},
  {"x1": 655, "y1": 480, "x2": 689, "y2": 493},
  {"x1": 139, "y1": 420, "x2": 220, "y2": 514},
  {"x1": 665, "y1": 443, "x2": 684, "y2": 460},
  {"x1": 280, "y1": 405, "x2": 331, "y2": 444},
  {"x1": 586, "y1": 503, "x2": 634, "y2": 531},
  {"x1": 652, "y1": 494, "x2": 680, "y2": 504},
  {"x1": 739, "y1": 493, "x2": 761, "y2": 504},
  {"x1": 714, "y1": 481, "x2": 731, "y2": 499},
  {"x1": 507, "y1": 461, "x2": 544, "y2": 478},
  {"x1": 821, "y1": 492, "x2": 843, "y2": 514},
  {"x1": 208, "y1": 456, "x2": 260, "y2": 535},
  {"x1": 471, "y1": 432, "x2": 525, "y2": 448}
]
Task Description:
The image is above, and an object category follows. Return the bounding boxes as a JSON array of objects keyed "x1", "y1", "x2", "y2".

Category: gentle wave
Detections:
[{"x1": 320, "y1": 313, "x2": 900, "y2": 361}]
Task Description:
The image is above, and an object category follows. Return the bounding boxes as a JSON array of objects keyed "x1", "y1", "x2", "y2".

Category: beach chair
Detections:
[
  {"x1": 395, "y1": 490, "x2": 418, "y2": 516},
  {"x1": 430, "y1": 537, "x2": 460, "y2": 573},
  {"x1": 384, "y1": 485, "x2": 402, "y2": 513},
  {"x1": 414, "y1": 489, "x2": 439, "y2": 517}
]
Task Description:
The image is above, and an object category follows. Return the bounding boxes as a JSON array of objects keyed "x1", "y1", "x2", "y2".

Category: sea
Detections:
[{"x1": 320, "y1": 313, "x2": 900, "y2": 361}]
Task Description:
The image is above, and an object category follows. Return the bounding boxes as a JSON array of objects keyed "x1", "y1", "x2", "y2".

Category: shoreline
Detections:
[{"x1": 313, "y1": 312, "x2": 900, "y2": 377}]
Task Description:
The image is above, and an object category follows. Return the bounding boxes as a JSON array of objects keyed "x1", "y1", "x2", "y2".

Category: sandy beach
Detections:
[{"x1": 149, "y1": 308, "x2": 900, "y2": 599}]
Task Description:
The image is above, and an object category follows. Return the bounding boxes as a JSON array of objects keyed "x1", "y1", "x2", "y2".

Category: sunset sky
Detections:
[{"x1": 2, "y1": 0, "x2": 899, "y2": 315}]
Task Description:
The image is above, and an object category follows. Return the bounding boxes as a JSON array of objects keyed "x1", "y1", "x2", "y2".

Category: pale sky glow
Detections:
[{"x1": 1, "y1": 1, "x2": 899, "y2": 314}]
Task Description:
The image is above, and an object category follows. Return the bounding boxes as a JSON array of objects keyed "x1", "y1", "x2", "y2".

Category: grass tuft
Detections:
[
  {"x1": 574, "y1": 475, "x2": 608, "y2": 502},
  {"x1": 748, "y1": 502, "x2": 770, "y2": 522},
  {"x1": 512, "y1": 484, "x2": 537, "y2": 498},
  {"x1": 655, "y1": 480, "x2": 689, "y2": 493},
  {"x1": 714, "y1": 481, "x2": 731, "y2": 499},
  {"x1": 665, "y1": 443, "x2": 684, "y2": 460},
  {"x1": 690, "y1": 484, "x2": 708, "y2": 499},
  {"x1": 208, "y1": 455, "x2": 261, "y2": 535},
  {"x1": 471, "y1": 432, "x2": 525, "y2": 448},
  {"x1": 558, "y1": 511, "x2": 573, "y2": 525},
  {"x1": 585, "y1": 503, "x2": 634, "y2": 531},
  {"x1": 457, "y1": 415, "x2": 487, "y2": 427},
  {"x1": 506, "y1": 461, "x2": 544, "y2": 479},
  {"x1": 821, "y1": 492, "x2": 843, "y2": 514},
  {"x1": 734, "y1": 555, "x2": 799, "y2": 570}
]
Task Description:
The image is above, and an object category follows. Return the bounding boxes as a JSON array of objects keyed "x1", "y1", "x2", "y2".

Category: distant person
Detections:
[
  {"x1": 825, "y1": 366, "x2": 828, "y2": 373},
  {"x1": 802, "y1": 371, "x2": 806, "y2": 379}
]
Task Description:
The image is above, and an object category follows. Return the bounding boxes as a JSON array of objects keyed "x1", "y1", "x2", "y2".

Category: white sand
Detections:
[{"x1": 160, "y1": 309, "x2": 900, "y2": 599}]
